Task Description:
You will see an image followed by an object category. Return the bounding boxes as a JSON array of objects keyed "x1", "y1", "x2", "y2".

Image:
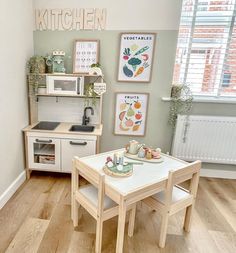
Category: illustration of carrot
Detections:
[{"x1": 134, "y1": 66, "x2": 144, "y2": 77}]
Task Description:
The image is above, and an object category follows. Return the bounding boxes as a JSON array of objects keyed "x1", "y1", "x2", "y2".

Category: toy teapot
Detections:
[{"x1": 126, "y1": 140, "x2": 143, "y2": 155}]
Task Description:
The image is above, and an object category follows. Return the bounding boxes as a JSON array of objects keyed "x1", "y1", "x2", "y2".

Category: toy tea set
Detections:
[
  {"x1": 125, "y1": 140, "x2": 163, "y2": 163},
  {"x1": 103, "y1": 140, "x2": 163, "y2": 177}
]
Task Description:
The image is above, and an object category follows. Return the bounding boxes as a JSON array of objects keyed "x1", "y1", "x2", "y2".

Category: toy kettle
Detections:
[{"x1": 126, "y1": 140, "x2": 143, "y2": 155}]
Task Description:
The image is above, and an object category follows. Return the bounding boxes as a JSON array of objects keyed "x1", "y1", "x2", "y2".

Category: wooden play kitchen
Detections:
[
  {"x1": 72, "y1": 148, "x2": 201, "y2": 253},
  {"x1": 23, "y1": 72, "x2": 104, "y2": 178}
]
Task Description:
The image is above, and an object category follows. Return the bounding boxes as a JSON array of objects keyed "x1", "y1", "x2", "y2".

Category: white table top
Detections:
[{"x1": 79, "y1": 149, "x2": 187, "y2": 196}]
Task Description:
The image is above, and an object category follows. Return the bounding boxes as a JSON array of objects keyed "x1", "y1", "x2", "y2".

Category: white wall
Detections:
[
  {"x1": 0, "y1": 0, "x2": 34, "y2": 202},
  {"x1": 33, "y1": 0, "x2": 182, "y2": 30}
]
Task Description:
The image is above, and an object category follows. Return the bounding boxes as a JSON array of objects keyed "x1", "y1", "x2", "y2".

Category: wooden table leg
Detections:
[
  {"x1": 116, "y1": 198, "x2": 127, "y2": 253},
  {"x1": 72, "y1": 161, "x2": 79, "y2": 227}
]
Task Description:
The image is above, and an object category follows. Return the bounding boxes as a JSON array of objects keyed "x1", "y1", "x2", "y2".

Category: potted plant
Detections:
[
  {"x1": 89, "y1": 63, "x2": 102, "y2": 76},
  {"x1": 168, "y1": 84, "x2": 193, "y2": 128}
]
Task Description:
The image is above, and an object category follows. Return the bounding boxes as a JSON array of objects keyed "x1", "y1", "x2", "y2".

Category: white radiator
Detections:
[{"x1": 172, "y1": 115, "x2": 236, "y2": 164}]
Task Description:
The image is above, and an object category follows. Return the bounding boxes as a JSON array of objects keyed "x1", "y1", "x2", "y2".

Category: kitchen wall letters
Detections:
[{"x1": 35, "y1": 8, "x2": 107, "y2": 31}]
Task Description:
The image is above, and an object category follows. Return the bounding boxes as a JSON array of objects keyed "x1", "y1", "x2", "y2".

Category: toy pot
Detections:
[{"x1": 126, "y1": 140, "x2": 143, "y2": 155}]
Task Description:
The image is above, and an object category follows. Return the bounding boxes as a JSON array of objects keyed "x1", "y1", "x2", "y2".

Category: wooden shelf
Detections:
[
  {"x1": 35, "y1": 94, "x2": 101, "y2": 98},
  {"x1": 28, "y1": 73, "x2": 104, "y2": 78}
]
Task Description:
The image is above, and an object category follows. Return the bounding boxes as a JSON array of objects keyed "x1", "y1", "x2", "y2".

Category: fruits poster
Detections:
[
  {"x1": 118, "y1": 33, "x2": 156, "y2": 82},
  {"x1": 114, "y1": 93, "x2": 149, "y2": 136}
]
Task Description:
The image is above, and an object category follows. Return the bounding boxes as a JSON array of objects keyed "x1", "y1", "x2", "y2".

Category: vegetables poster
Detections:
[
  {"x1": 118, "y1": 33, "x2": 156, "y2": 82},
  {"x1": 114, "y1": 93, "x2": 149, "y2": 136}
]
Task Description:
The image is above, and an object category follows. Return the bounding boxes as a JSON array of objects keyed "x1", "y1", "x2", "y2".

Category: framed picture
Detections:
[
  {"x1": 114, "y1": 92, "x2": 149, "y2": 136},
  {"x1": 73, "y1": 40, "x2": 100, "y2": 74},
  {"x1": 117, "y1": 33, "x2": 156, "y2": 82}
]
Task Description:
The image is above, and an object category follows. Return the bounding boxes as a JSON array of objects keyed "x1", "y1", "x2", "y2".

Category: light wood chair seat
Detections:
[
  {"x1": 72, "y1": 158, "x2": 137, "y2": 253},
  {"x1": 142, "y1": 160, "x2": 201, "y2": 248},
  {"x1": 78, "y1": 184, "x2": 117, "y2": 210},
  {"x1": 152, "y1": 185, "x2": 190, "y2": 204}
]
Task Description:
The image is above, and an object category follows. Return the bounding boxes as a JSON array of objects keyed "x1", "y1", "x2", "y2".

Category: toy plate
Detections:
[{"x1": 103, "y1": 163, "x2": 133, "y2": 177}]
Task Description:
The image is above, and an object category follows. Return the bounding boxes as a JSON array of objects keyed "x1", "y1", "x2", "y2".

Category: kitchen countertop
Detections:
[{"x1": 22, "y1": 122, "x2": 103, "y2": 136}]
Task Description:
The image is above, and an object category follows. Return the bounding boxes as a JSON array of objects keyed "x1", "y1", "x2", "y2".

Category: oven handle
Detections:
[
  {"x1": 35, "y1": 139, "x2": 53, "y2": 144},
  {"x1": 70, "y1": 141, "x2": 87, "y2": 146}
]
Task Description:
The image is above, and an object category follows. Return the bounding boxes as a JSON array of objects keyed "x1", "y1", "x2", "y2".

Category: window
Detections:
[
  {"x1": 222, "y1": 73, "x2": 231, "y2": 86},
  {"x1": 173, "y1": 0, "x2": 236, "y2": 97}
]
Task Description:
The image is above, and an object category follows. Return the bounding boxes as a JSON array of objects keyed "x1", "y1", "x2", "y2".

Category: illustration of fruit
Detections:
[
  {"x1": 132, "y1": 125, "x2": 140, "y2": 131},
  {"x1": 123, "y1": 55, "x2": 129, "y2": 60},
  {"x1": 127, "y1": 106, "x2": 135, "y2": 117},
  {"x1": 119, "y1": 122, "x2": 129, "y2": 131},
  {"x1": 123, "y1": 65, "x2": 133, "y2": 77},
  {"x1": 120, "y1": 103, "x2": 127, "y2": 111},
  {"x1": 119, "y1": 111, "x2": 126, "y2": 121},
  {"x1": 134, "y1": 101, "x2": 141, "y2": 109},
  {"x1": 125, "y1": 119, "x2": 134, "y2": 127},
  {"x1": 128, "y1": 58, "x2": 142, "y2": 71},
  {"x1": 135, "y1": 112, "x2": 142, "y2": 120}
]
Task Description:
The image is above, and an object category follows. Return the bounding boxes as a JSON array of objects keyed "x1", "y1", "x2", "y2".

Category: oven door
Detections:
[{"x1": 28, "y1": 137, "x2": 61, "y2": 171}]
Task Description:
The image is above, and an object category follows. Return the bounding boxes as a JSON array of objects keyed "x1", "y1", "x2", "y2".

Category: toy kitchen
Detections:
[{"x1": 23, "y1": 49, "x2": 106, "y2": 179}]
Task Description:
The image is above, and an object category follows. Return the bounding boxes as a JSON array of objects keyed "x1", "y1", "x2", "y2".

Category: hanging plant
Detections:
[
  {"x1": 84, "y1": 83, "x2": 97, "y2": 107},
  {"x1": 27, "y1": 55, "x2": 46, "y2": 95},
  {"x1": 168, "y1": 84, "x2": 193, "y2": 128}
]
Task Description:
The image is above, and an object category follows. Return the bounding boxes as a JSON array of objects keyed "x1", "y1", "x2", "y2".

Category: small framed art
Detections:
[
  {"x1": 114, "y1": 92, "x2": 149, "y2": 136},
  {"x1": 117, "y1": 33, "x2": 156, "y2": 82},
  {"x1": 73, "y1": 40, "x2": 100, "y2": 74}
]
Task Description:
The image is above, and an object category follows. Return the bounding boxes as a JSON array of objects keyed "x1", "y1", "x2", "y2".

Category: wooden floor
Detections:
[{"x1": 0, "y1": 172, "x2": 235, "y2": 253}]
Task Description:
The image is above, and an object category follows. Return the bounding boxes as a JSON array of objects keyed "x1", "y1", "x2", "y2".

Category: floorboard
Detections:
[{"x1": 0, "y1": 171, "x2": 235, "y2": 253}]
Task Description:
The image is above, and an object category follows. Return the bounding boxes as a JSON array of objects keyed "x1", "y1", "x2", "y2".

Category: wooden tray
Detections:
[
  {"x1": 103, "y1": 163, "x2": 133, "y2": 177},
  {"x1": 124, "y1": 152, "x2": 164, "y2": 163}
]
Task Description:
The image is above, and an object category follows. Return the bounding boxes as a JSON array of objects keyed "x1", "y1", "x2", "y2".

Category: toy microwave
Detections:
[{"x1": 46, "y1": 75, "x2": 84, "y2": 95}]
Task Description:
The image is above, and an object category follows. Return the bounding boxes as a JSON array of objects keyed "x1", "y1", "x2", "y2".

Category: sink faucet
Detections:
[{"x1": 82, "y1": 107, "x2": 94, "y2": 125}]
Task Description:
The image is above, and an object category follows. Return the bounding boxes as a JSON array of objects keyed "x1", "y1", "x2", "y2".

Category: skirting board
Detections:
[
  {"x1": 0, "y1": 171, "x2": 26, "y2": 209},
  {"x1": 200, "y1": 168, "x2": 236, "y2": 179}
]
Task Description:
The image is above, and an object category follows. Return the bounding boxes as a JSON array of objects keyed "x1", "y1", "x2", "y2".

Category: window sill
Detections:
[{"x1": 161, "y1": 96, "x2": 236, "y2": 104}]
